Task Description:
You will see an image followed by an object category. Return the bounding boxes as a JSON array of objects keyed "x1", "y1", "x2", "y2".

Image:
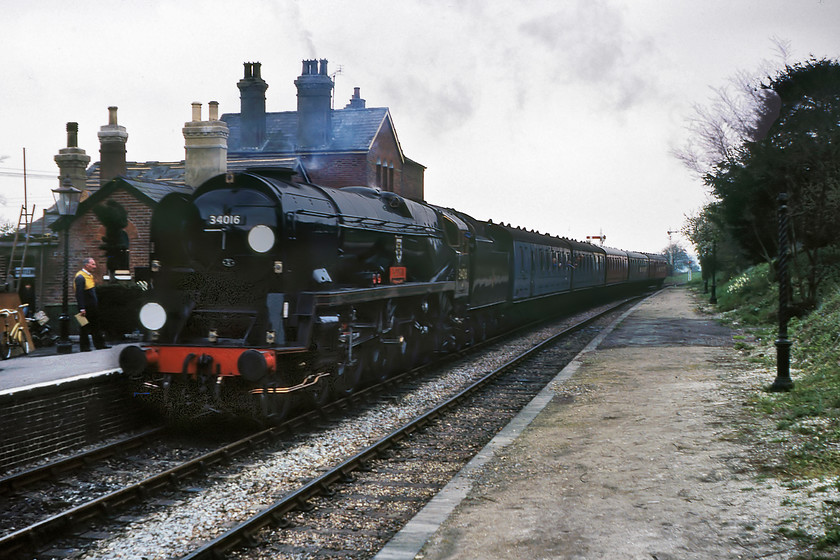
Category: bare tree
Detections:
[{"x1": 673, "y1": 39, "x2": 789, "y2": 177}]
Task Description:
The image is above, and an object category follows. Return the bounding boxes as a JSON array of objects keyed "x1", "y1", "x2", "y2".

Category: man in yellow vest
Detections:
[{"x1": 74, "y1": 257, "x2": 109, "y2": 351}]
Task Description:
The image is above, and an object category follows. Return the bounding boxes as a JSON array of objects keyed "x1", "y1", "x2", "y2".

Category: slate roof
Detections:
[
  {"x1": 48, "y1": 177, "x2": 194, "y2": 232},
  {"x1": 83, "y1": 155, "x2": 306, "y2": 190},
  {"x1": 222, "y1": 107, "x2": 398, "y2": 155}
]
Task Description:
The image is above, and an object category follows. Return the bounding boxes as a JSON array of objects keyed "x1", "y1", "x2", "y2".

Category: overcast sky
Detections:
[{"x1": 1, "y1": 0, "x2": 839, "y2": 255}]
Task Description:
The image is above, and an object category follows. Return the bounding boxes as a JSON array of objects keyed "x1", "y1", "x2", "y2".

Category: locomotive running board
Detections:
[{"x1": 309, "y1": 281, "x2": 456, "y2": 306}]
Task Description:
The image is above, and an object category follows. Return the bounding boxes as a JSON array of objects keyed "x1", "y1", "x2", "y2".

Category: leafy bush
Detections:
[
  {"x1": 792, "y1": 287, "x2": 840, "y2": 371},
  {"x1": 715, "y1": 263, "x2": 779, "y2": 324}
]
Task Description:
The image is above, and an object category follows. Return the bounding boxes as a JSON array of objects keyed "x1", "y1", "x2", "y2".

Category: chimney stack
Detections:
[
  {"x1": 183, "y1": 101, "x2": 229, "y2": 188},
  {"x1": 345, "y1": 87, "x2": 366, "y2": 109},
  {"x1": 237, "y1": 61, "x2": 268, "y2": 150},
  {"x1": 98, "y1": 106, "x2": 128, "y2": 185},
  {"x1": 295, "y1": 58, "x2": 333, "y2": 149},
  {"x1": 54, "y1": 122, "x2": 91, "y2": 194}
]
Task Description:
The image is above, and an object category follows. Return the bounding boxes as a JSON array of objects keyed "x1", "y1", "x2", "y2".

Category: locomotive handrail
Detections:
[
  {"x1": 343, "y1": 213, "x2": 438, "y2": 229},
  {"x1": 311, "y1": 281, "x2": 456, "y2": 306},
  {"x1": 288, "y1": 208, "x2": 441, "y2": 236},
  {"x1": 190, "y1": 307, "x2": 259, "y2": 315},
  {"x1": 340, "y1": 220, "x2": 440, "y2": 236}
]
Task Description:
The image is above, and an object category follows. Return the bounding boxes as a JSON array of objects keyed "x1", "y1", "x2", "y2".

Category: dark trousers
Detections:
[{"x1": 79, "y1": 307, "x2": 107, "y2": 350}]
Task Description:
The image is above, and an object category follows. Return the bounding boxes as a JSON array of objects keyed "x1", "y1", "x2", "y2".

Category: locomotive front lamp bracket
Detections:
[{"x1": 395, "y1": 236, "x2": 403, "y2": 264}]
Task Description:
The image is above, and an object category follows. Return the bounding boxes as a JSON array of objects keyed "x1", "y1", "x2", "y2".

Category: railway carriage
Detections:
[
  {"x1": 603, "y1": 246, "x2": 629, "y2": 286},
  {"x1": 504, "y1": 227, "x2": 572, "y2": 301},
  {"x1": 565, "y1": 239, "x2": 603, "y2": 291},
  {"x1": 627, "y1": 250, "x2": 651, "y2": 284},
  {"x1": 645, "y1": 252, "x2": 670, "y2": 282}
]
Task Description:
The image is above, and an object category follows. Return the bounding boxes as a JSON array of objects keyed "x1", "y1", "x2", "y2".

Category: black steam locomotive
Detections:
[{"x1": 119, "y1": 168, "x2": 667, "y2": 421}]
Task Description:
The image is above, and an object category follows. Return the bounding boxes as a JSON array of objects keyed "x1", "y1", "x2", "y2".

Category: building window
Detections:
[{"x1": 375, "y1": 161, "x2": 395, "y2": 191}]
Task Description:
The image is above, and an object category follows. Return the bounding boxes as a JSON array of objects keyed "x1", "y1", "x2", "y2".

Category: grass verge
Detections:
[{"x1": 696, "y1": 266, "x2": 840, "y2": 557}]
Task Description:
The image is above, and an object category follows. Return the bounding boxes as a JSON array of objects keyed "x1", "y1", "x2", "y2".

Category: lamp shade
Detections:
[{"x1": 52, "y1": 177, "x2": 82, "y2": 216}]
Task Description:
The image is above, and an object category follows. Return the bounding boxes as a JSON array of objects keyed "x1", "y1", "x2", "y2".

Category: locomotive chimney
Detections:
[
  {"x1": 183, "y1": 101, "x2": 229, "y2": 188},
  {"x1": 98, "y1": 106, "x2": 128, "y2": 185},
  {"x1": 237, "y1": 61, "x2": 268, "y2": 150},
  {"x1": 295, "y1": 58, "x2": 333, "y2": 149},
  {"x1": 54, "y1": 121, "x2": 91, "y2": 195}
]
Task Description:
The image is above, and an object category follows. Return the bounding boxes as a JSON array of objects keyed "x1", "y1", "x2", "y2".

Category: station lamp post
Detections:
[
  {"x1": 53, "y1": 178, "x2": 82, "y2": 354},
  {"x1": 771, "y1": 193, "x2": 794, "y2": 391},
  {"x1": 709, "y1": 240, "x2": 717, "y2": 304}
]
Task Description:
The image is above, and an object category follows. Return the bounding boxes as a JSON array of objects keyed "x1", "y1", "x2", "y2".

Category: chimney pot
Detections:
[
  {"x1": 108, "y1": 106, "x2": 119, "y2": 125},
  {"x1": 191, "y1": 102, "x2": 202, "y2": 122},
  {"x1": 209, "y1": 101, "x2": 219, "y2": 121},
  {"x1": 346, "y1": 87, "x2": 366, "y2": 109},
  {"x1": 67, "y1": 122, "x2": 79, "y2": 148}
]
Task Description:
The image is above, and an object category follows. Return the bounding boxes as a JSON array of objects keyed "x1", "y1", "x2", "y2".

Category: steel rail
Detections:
[
  {"x1": 0, "y1": 425, "x2": 278, "y2": 557},
  {"x1": 0, "y1": 426, "x2": 165, "y2": 495},
  {"x1": 178, "y1": 296, "x2": 638, "y2": 560}
]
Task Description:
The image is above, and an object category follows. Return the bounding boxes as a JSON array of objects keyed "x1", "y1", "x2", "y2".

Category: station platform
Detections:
[
  {"x1": 0, "y1": 340, "x2": 128, "y2": 395},
  {"x1": 376, "y1": 287, "x2": 798, "y2": 559},
  {"x1": 0, "y1": 338, "x2": 149, "y2": 473}
]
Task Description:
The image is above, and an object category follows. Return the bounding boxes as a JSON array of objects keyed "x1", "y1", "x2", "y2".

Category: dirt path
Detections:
[{"x1": 416, "y1": 288, "x2": 829, "y2": 559}]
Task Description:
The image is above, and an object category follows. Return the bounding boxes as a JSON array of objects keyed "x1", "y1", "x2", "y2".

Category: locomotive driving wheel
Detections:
[
  {"x1": 364, "y1": 340, "x2": 393, "y2": 384},
  {"x1": 307, "y1": 374, "x2": 332, "y2": 409}
]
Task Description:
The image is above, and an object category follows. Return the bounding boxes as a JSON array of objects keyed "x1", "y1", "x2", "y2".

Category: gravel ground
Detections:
[{"x1": 416, "y1": 288, "x2": 838, "y2": 559}]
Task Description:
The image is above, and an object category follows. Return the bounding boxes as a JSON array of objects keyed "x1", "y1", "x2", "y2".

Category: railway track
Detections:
[{"x1": 0, "y1": 295, "x2": 642, "y2": 559}]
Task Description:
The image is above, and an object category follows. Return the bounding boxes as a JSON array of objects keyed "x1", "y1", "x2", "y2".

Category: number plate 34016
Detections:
[{"x1": 207, "y1": 215, "x2": 244, "y2": 226}]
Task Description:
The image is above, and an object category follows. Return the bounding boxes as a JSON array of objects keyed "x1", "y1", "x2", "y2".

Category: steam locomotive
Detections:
[{"x1": 119, "y1": 168, "x2": 667, "y2": 421}]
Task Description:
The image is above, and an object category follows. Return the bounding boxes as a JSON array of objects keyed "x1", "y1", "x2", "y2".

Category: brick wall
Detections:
[
  {"x1": 43, "y1": 187, "x2": 154, "y2": 307},
  {"x1": 299, "y1": 119, "x2": 425, "y2": 201},
  {"x1": 0, "y1": 372, "x2": 153, "y2": 472},
  {"x1": 401, "y1": 160, "x2": 425, "y2": 202},
  {"x1": 305, "y1": 153, "x2": 368, "y2": 187}
]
